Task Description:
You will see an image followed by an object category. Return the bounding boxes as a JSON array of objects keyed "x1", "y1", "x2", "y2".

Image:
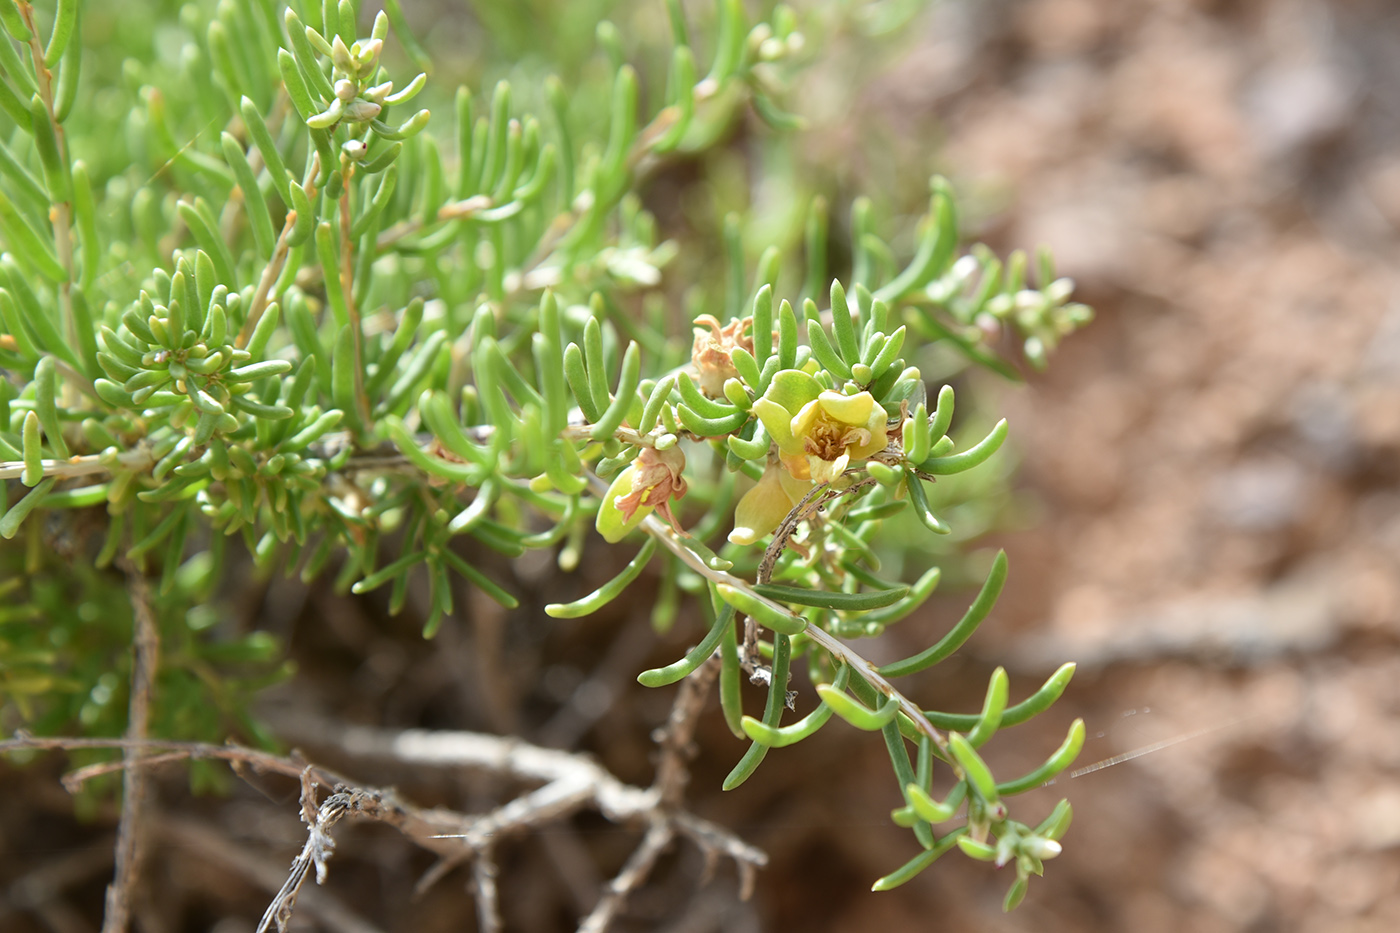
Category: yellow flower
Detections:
[
  {"x1": 727, "y1": 370, "x2": 890, "y2": 545},
  {"x1": 754, "y1": 371, "x2": 889, "y2": 486}
]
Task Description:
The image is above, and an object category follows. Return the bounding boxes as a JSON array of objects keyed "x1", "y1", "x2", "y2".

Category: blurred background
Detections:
[
  {"x1": 7, "y1": 0, "x2": 1400, "y2": 931},
  {"x1": 854, "y1": 0, "x2": 1400, "y2": 929}
]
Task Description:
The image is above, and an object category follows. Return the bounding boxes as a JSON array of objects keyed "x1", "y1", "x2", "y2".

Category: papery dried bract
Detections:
[
  {"x1": 692, "y1": 314, "x2": 753, "y2": 397},
  {"x1": 596, "y1": 447, "x2": 688, "y2": 543}
]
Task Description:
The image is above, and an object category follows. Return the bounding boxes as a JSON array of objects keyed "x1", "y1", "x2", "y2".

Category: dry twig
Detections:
[
  {"x1": 7, "y1": 720, "x2": 766, "y2": 933},
  {"x1": 99, "y1": 569, "x2": 159, "y2": 933},
  {"x1": 652, "y1": 656, "x2": 721, "y2": 808},
  {"x1": 156, "y1": 817, "x2": 385, "y2": 933},
  {"x1": 576, "y1": 822, "x2": 674, "y2": 933},
  {"x1": 255, "y1": 770, "x2": 348, "y2": 933},
  {"x1": 471, "y1": 847, "x2": 502, "y2": 933}
]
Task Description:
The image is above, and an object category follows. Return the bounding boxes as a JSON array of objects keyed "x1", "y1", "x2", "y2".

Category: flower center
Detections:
[{"x1": 803, "y1": 418, "x2": 871, "y2": 461}]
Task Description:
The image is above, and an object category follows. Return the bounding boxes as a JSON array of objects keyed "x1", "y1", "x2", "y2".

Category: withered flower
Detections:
[
  {"x1": 596, "y1": 446, "x2": 688, "y2": 543},
  {"x1": 691, "y1": 314, "x2": 754, "y2": 397}
]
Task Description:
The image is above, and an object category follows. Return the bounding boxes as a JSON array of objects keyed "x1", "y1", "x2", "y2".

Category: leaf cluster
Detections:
[{"x1": 0, "y1": 0, "x2": 1092, "y2": 908}]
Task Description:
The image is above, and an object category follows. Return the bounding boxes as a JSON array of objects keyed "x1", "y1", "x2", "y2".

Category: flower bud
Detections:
[
  {"x1": 758, "y1": 36, "x2": 785, "y2": 61},
  {"x1": 342, "y1": 99, "x2": 382, "y2": 123},
  {"x1": 729, "y1": 462, "x2": 803, "y2": 545},
  {"x1": 1023, "y1": 836, "x2": 1062, "y2": 860},
  {"x1": 356, "y1": 38, "x2": 383, "y2": 68}
]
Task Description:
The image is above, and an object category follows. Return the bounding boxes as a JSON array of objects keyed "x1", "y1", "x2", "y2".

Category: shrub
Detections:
[{"x1": 0, "y1": 0, "x2": 1092, "y2": 925}]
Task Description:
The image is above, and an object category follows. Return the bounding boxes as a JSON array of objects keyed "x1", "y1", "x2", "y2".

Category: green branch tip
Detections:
[
  {"x1": 815, "y1": 684, "x2": 900, "y2": 731},
  {"x1": 716, "y1": 583, "x2": 807, "y2": 635},
  {"x1": 996, "y1": 718, "x2": 1086, "y2": 796},
  {"x1": 751, "y1": 582, "x2": 908, "y2": 611},
  {"x1": 545, "y1": 539, "x2": 657, "y2": 618},
  {"x1": 878, "y1": 550, "x2": 1008, "y2": 678}
]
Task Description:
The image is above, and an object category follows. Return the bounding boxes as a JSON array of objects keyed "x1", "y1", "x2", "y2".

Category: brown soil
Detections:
[{"x1": 868, "y1": 0, "x2": 1400, "y2": 929}]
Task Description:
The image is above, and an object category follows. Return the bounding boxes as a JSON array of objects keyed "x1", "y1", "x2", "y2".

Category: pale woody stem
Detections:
[
  {"x1": 338, "y1": 181, "x2": 370, "y2": 426},
  {"x1": 237, "y1": 158, "x2": 324, "y2": 349}
]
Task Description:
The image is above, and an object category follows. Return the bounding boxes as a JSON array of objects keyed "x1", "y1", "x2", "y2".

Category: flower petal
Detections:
[
  {"x1": 849, "y1": 418, "x2": 889, "y2": 459},
  {"x1": 808, "y1": 452, "x2": 850, "y2": 485},
  {"x1": 729, "y1": 465, "x2": 796, "y2": 545},
  {"x1": 778, "y1": 468, "x2": 814, "y2": 506},
  {"x1": 818, "y1": 390, "x2": 874, "y2": 426},
  {"x1": 789, "y1": 398, "x2": 822, "y2": 444},
  {"x1": 779, "y1": 450, "x2": 811, "y2": 481}
]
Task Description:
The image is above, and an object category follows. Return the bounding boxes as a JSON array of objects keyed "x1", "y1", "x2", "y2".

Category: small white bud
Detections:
[
  {"x1": 1014, "y1": 288, "x2": 1044, "y2": 312},
  {"x1": 1025, "y1": 836, "x2": 1063, "y2": 860},
  {"x1": 334, "y1": 78, "x2": 358, "y2": 102},
  {"x1": 342, "y1": 99, "x2": 382, "y2": 123},
  {"x1": 1045, "y1": 277, "x2": 1075, "y2": 305},
  {"x1": 950, "y1": 254, "x2": 980, "y2": 283}
]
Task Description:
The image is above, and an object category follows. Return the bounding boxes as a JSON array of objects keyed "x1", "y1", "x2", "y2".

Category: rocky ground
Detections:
[{"x1": 848, "y1": 0, "x2": 1400, "y2": 929}]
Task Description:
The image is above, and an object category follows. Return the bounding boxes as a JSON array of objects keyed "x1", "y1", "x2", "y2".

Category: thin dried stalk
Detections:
[{"x1": 99, "y1": 569, "x2": 159, "y2": 933}]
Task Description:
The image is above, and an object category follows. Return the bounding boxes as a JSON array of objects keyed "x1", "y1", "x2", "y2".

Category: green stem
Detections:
[{"x1": 19, "y1": 2, "x2": 74, "y2": 376}]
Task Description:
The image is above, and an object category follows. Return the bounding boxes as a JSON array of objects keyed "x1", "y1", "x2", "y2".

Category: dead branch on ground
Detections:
[{"x1": 3, "y1": 707, "x2": 767, "y2": 933}]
